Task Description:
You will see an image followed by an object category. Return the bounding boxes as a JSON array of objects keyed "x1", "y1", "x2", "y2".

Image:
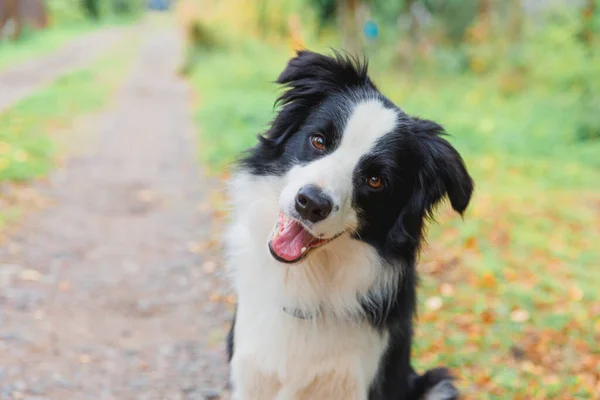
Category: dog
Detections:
[{"x1": 224, "y1": 50, "x2": 473, "y2": 399}]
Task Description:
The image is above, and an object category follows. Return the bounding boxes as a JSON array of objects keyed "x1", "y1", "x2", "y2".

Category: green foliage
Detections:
[
  {"x1": 0, "y1": 25, "x2": 90, "y2": 71},
  {"x1": 81, "y1": 0, "x2": 101, "y2": 20},
  {"x1": 48, "y1": 0, "x2": 88, "y2": 25},
  {"x1": 188, "y1": 41, "x2": 289, "y2": 170},
  {"x1": 423, "y1": 0, "x2": 479, "y2": 43},
  {"x1": 309, "y1": 0, "x2": 336, "y2": 28}
]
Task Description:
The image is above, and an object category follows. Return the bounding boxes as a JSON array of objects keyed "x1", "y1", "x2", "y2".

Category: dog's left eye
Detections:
[
  {"x1": 367, "y1": 176, "x2": 384, "y2": 189},
  {"x1": 310, "y1": 134, "x2": 326, "y2": 151}
]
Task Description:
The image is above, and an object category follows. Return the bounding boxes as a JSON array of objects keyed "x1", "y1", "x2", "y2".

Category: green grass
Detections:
[
  {"x1": 0, "y1": 24, "x2": 92, "y2": 71},
  {"x1": 0, "y1": 36, "x2": 138, "y2": 229},
  {"x1": 188, "y1": 36, "x2": 600, "y2": 398}
]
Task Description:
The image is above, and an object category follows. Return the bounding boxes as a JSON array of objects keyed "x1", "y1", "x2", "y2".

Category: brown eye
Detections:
[
  {"x1": 367, "y1": 176, "x2": 383, "y2": 189},
  {"x1": 310, "y1": 134, "x2": 326, "y2": 151}
]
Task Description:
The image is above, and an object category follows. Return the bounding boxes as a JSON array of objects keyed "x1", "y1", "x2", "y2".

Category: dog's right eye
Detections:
[{"x1": 310, "y1": 134, "x2": 326, "y2": 151}]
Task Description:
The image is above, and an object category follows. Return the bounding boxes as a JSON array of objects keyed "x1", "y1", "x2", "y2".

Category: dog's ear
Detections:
[
  {"x1": 413, "y1": 118, "x2": 473, "y2": 216},
  {"x1": 386, "y1": 119, "x2": 473, "y2": 258}
]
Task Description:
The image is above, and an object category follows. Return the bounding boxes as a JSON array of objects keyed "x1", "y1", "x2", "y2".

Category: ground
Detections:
[{"x1": 0, "y1": 28, "x2": 231, "y2": 399}]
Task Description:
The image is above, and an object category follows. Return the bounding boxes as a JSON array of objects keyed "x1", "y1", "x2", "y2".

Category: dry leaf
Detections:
[
  {"x1": 481, "y1": 309, "x2": 495, "y2": 324},
  {"x1": 425, "y1": 296, "x2": 443, "y2": 311},
  {"x1": 78, "y1": 354, "x2": 91, "y2": 364},
  {"x1": 440, "y1": 283, "x2": 455, "y2": 296},
  {"x1": 197, "y1": 201, "x2": 211, "y2": 213},
  {"x1": 479, "y1": 272, "x2": 497, "y2": 289},
  {"x1": 511, "y1": 309, "x2": 530, "y2": 323},
  {"x1": 464, "y1": 236, "x2": 477, "y2": 250},
  {"x1": 569, "y1": 286, "x2": 584, "y2": 301},
  {"x1": 202, "y1": 261, "x2": 217, "y2": 274},
  {"x1": 20, "y1": 269, "x2": 41, "y2": 282}
]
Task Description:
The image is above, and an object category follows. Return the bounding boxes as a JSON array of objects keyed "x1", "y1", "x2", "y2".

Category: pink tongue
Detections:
[{"x1": 271, "y1": 220, "x2": 312, "y2": 261}]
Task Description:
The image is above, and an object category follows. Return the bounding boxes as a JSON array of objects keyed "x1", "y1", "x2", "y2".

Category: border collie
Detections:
[{"x1": 225, "y1": 50, "x2": 473, "y2": 399}]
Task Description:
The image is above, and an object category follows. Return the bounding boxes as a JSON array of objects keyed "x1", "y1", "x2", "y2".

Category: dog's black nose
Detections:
[{"x1": 295, "y1": 185, "x2": 333, "y2": 223}]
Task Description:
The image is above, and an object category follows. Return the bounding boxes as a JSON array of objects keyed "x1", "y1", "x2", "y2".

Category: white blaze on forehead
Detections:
[{"x1": 336, "y1": 99, "x2": 398, "y2": 161}]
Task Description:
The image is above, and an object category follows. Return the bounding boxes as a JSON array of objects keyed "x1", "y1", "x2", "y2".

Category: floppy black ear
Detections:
[
  {"x1": 384, "y1": 119, "x2": 473, "y2": 259},
  {"x1": 414, "y1": 118, "x2": 474, "y2": 215}
]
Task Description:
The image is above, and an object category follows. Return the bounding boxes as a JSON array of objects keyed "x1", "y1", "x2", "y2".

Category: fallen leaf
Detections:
[
  {"x1": 569, "y1": 285, "x2": 584, "y2": 301},
  {"x1": 481, "y1": 309, "x2": 495, "y2": 324},
  {"x1": 511, "y1": 309, "x2": 530, "y2": 323},
  {"x1": 78, "y1": 354, "x2": 91, "y2": 364},
  {"x1": 464, "y1": 236, "x2": 477, "y2": 251},
  {"x1": 20, "y1": 269, "x2": 41, "y2": 282},
  {"x1": 425, "y1": 296, "x2": 443, "y2": 311},
  {"x1": 59, "y1": 281, "x2": 70, "y2": 292},
  {"x1": 479, "y1": 272, "x2": 497, "y2": 289},
  {"x1": 202, "y1": 261, "x2": 217, "y2": 274},
  {"x1": 226, "y1": 295, "x2": 236, "y2": 304},
  {"x1": 197, "y1": 201, "x2": 211, "y2": 213},
  {"x1": 440, "y1": 283, "x2": 455, "y2": 296},
  {"x1": 504, "y1": 269, "x2": 519, "y2": 282},
  {"x1": 136, "y1": 189, "x2": 157, "y2": 203}
]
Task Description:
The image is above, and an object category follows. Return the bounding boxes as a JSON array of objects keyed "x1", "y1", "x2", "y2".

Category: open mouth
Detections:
[{"x1": 268, "y1": 212, "x2": 337, "y2": 264}]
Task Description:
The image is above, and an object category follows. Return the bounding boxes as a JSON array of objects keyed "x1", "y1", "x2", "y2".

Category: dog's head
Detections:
[{"x1": 241, "y1": 51, "x2": 473, "y2": 264}]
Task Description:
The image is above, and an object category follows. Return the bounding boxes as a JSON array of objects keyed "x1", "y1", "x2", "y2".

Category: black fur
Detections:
[{"x1": 230, "y1": 50, "x2": 473, "y2": 399}]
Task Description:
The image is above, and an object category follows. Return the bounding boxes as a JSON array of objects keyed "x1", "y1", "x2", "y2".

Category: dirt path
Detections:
[
  {"x1": 0, "y1": 29, "x2": 231, "y2": 399},
  {"x1": 0, "y1": 27, "x2": 128, "y2": 112}
]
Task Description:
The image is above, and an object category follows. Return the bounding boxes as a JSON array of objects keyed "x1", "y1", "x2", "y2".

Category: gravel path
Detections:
[
  {"x1": 0, "y1": 27, "x2": 128, "y2": 112},
  {"x1": 0, "y1": 29, "x2": 231, "y2": 399}
]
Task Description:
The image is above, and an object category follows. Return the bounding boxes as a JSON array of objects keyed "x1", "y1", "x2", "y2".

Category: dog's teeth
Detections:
[{"x1": 301, "y1": 247, "x2": 307, "y2": 253}]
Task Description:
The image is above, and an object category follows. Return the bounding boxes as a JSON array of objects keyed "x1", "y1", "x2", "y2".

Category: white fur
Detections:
[{"x1": 226, "y1": 99, "x2": 400, "y2": 399}]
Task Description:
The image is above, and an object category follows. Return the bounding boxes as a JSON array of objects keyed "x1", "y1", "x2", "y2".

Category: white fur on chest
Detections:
[{"x1": 225, "y1": 173, "x2": 394, "y2": 398}]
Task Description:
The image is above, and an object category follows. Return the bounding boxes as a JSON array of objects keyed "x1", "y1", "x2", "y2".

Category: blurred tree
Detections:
[
  {"x1": 508, "y1": 0, "x2": 523, "y2": 45},
  {"x1": 0, "y1": 0, "x2": 23, "y2": 39},
  {"x1": 0, "y1": 0, "x2": 48, "y2": 40},
  {"x1": 337, "y1": 0, "x2": 362, "y2": 55},
  {"x1": 577, "y1": 0, "x2": 600, "y2": 141},
  {"x1": 581, "y1": 0, "x2": 597, "y2": 44},
  {"x1": 311, "y1": 0, "x2": 336, "y2": 31},
  {"x1": 81, "y1": 0, "x2": 100, "y2": 20},
  {"x1": 423, "y1": 0, "x2": 479, "y2": 44},
  {"x1": 113, "y1": 0, "x2": 132, "y2": 15}
]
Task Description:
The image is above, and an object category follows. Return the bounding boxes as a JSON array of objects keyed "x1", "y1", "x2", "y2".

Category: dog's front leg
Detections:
[
  {"x1": 230, "y1": 355, "x2": 281, "y2": 400},
  {"x1": 282, "y1": 364, "x2": 368, "y2": 400}
]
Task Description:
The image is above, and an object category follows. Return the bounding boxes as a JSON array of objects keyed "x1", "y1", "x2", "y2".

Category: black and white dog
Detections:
[{"x1": 225, "y1": 51, "x2": 473, "y2": 399}]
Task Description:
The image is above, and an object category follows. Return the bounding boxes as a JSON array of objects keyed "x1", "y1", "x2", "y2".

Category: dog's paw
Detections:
[{"x1": 425, "y1": 378, "x2": 459, "y2": 400}]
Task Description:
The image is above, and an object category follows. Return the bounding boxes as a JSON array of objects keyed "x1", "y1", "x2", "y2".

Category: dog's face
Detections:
[{"x1": 241, "y1": 51, "x2": 473, "y2": 264}]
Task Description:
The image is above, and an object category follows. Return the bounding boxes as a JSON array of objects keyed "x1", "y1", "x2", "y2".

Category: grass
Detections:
[
  {"x1": 0, "y1": 24, "x2": 90, "y2": 71},
  {"x1": 0, "y1": 35, "x2": 138, "y2": 229},
  {"x1": 188, "y1": 34, "x2": 600, "y2": 398}
]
